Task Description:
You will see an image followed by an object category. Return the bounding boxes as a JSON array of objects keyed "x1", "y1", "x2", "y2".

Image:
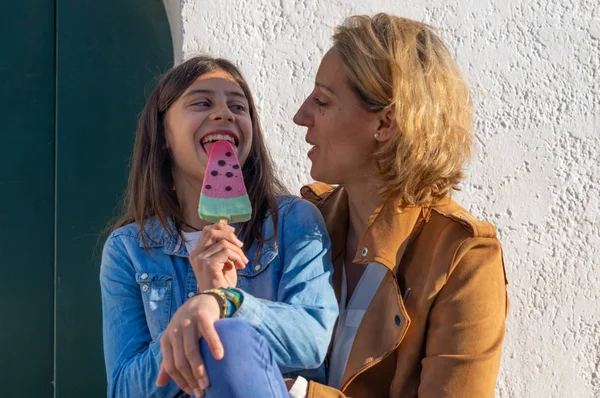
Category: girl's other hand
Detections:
[{"x1": 156, "y1": 294, "x2": 222, "y2": 397}]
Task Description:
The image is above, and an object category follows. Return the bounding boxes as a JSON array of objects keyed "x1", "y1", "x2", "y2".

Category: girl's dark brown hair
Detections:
[{"x1": 112, "y1": 55, "x2": 288, "y2": 251}]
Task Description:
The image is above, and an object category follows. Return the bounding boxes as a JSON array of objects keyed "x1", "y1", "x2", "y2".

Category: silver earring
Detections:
[{"x1": 374, "y1": 133, "x2": 380, "y2": 139}]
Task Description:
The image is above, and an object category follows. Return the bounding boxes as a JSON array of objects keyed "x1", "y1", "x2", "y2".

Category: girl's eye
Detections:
[
  {"x1": 230, "y1": 104, "x2": 246, "y2": 112},
  {"x1": 192, "y1": 101, "x2": 210, "y2": 107}
]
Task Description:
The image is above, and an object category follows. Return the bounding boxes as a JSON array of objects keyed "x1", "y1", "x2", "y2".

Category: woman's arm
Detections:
[
  {"x1": 100, "y1": 235, "x2": 181, "y2": 398},
  {"x1": 419, "y1": 237, "x2": 508, "y2": 397}
]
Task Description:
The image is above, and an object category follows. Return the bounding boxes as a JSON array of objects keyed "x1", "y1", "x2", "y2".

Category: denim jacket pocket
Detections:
[{"x1": 135, "y1": 272, "x2": 173, "y2": 339}]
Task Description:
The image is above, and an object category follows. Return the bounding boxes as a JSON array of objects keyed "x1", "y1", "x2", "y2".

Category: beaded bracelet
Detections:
[{"x1": 200, "y1": 289, "x2": 228, "y2": 319}]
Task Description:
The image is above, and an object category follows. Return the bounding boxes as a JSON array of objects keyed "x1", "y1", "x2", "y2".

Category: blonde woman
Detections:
[{"x1": 293, "y1": 13, "x2": 509, "y2": 397}]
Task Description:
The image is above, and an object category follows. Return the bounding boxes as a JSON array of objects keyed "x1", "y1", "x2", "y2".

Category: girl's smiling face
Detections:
[{"x1": 165, "y1": 69, "x2": 253, "y2": 185}]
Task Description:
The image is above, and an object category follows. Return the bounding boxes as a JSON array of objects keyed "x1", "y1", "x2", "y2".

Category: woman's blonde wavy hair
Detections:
[{"x1": 333, "y1": 13, "x2": 473, "y2": 206}]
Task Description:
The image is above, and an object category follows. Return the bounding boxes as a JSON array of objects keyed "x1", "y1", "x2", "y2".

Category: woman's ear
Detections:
[{"x1": 375, "y1": 106, "x2": 396, "y2": 142}]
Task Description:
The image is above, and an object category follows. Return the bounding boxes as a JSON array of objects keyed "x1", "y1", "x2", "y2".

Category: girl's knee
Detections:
[
  {"x1": 201, "y1": 319, "x2": 260, "y2": 359},
  {"x1": 214, "y1": 319, "x2": 259, "y2": 347}
]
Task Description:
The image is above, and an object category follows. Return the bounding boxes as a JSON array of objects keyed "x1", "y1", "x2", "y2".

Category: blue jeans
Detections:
[{"x1": 199, "y1": 319, "x2": 290, "y2": 398}]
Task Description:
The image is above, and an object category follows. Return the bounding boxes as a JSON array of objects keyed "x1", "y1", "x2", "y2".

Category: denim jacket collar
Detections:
[
  {"x1": 137, "y1": 217, "x2": 276, "y2": 261},
  {"x1": 134, "y1": 217, "x2": 187, "y2": 258}
]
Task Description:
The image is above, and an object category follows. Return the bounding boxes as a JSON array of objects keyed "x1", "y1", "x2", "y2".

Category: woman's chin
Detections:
[
  {"x1": 309, "y1": 164, "x2": 322, "y2": 181},
  {"x1": 310, "y1": 167, "x2": 333, "y2": 184}
]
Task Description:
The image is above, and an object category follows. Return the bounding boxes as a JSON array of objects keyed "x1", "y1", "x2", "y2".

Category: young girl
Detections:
[{"x1": 100, "y1": 56, "x2": 338, "y2": 397}]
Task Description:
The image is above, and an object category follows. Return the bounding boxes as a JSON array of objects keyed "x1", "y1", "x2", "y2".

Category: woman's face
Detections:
[
  {"x1": 164, "y1": 69, "x2": 253, "y2": 186},
  {"x1": 293, "y1": 49, "x2": 382, "y2": 185}
]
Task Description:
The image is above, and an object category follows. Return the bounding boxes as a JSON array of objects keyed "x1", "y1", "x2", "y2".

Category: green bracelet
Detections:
[{"x1": 221, "y1": 288, "x2": 243, "y2": 317}]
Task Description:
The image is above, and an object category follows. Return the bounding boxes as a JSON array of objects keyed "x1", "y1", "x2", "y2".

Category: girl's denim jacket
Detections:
[{"x1": 101, "y1": 196, "x2": 338, "y2": 397}]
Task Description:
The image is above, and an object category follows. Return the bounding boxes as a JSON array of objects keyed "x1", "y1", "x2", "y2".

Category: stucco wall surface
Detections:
[{"x1": 165, "y1": 1, "x2": 600, "y2": 396}]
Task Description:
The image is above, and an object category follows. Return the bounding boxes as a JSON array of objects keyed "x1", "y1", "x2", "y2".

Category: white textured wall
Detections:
[{"x1": 165, "y1": 1, "x2": 600, "y2": 396}]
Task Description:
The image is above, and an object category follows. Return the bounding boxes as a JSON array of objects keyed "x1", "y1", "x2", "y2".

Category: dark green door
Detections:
[
  {"x1": 1, "y1": 0, "x2": 173, "y2": 396},
  {"x1": 0, "y1": 1, "x2": 56, "y2": 396}
]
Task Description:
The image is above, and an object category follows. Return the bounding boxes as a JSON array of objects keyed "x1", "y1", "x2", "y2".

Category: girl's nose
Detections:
[{"x1": 211, "y1": 102, "x2": 234, "y2": 121}]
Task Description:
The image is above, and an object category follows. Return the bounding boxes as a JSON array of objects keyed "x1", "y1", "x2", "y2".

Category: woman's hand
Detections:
[
  {"x1": 156, "y1": 294, "x2": 223, "y2": 397},
  {"x1": 190, "y1": 221, "x2": 248, "y2": 291}
]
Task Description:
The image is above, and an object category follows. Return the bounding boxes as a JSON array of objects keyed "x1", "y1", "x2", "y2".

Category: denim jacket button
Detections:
[
  {"x1": 361, "y1": 247, "x2": 368, "y2": 257},
  {"x1": 254, "y1": 265, "x2": 261, "y2": 271},
  {"x1": 188, "y1": 292, "x2": 195, "y2": 298},
  {"x1": 141, "y1": 284, "x2": 149, "y2": 292},
  {"x1": 141, "y1": 273, "x2": 148, "y2": 280}
]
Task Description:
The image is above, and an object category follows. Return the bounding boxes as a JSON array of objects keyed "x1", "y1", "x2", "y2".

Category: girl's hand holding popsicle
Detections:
[{"x1": 189, "y1": 222, "x2": 248, "y2": 291}]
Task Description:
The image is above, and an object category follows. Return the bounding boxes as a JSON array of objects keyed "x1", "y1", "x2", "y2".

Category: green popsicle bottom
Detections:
[{"x1": 198, "y1": 193, "x2": 252, "y2": 223}]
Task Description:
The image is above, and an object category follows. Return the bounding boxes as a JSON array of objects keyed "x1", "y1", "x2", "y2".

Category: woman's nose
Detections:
[{"x1": 293, "y1": 100, "x2": 311, "y2": 127}]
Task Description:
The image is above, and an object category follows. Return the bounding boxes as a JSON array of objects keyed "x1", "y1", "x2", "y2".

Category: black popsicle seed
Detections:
[
  {"x1": 225, "y1": 152, "x2": 232, "y2": 157},
  {"x1": 226, "y1": 172, "x2": 234, "y2": 178},
  {"x1": 205, "y1": 185, "x2": 212, "y2": 190},
  {"x1": 218, "y1": 160, "x2": 226, "y2": 167},
  {"x1": 232, "y1": 165, "x2": 240, "y2": 169},
  {"x1": 211, "y1": 170, "x2": 218, "y2": 176},
  {"x1": 225, "y1": 186, "x2": 232, "y2": 191}
]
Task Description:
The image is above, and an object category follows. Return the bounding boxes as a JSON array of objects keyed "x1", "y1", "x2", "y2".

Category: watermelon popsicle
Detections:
[{"x1": 198, "y1": 140, "x2": 252, "y2": 223}]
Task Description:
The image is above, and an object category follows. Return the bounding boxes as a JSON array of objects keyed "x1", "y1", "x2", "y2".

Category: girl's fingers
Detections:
[
  {"x1": 194, "y1": 224, "x2": 242, "y2": 251},
  {"x1": 159, "y1": 334, "x2": 192, "y2": 395},
  {"x1": 194, "y1": 240, "x2": 248, "y2": 266},
  {"x1": 198, "y1": 315, "x2": 224, "y2": 361},
  {"x1": 182, "y1": 318, "x2": 208, "y2": 390},
  {"x1": 207, "y1": 248, "x2": 247, "y2": 274},
  {"x1": 155, "y1": 364, "x2": 171, "y2": 386},
  {"x1": 172, "y1": 324, "x2": 198, "y2": 393}
]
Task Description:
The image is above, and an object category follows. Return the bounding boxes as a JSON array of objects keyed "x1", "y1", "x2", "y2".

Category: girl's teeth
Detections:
[{"x1": 201, "y1": 134, "x2": 236, "y2": 145}]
